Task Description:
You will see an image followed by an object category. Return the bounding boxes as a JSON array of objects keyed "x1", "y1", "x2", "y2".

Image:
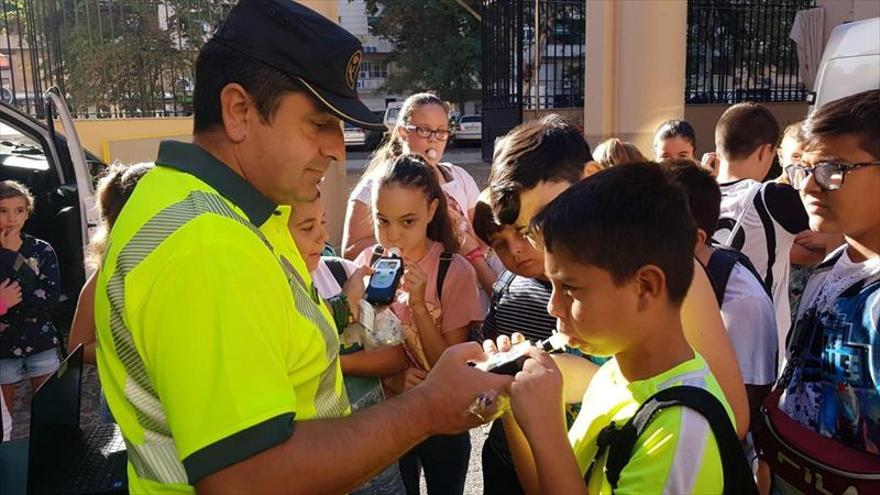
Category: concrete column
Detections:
[
  {"x1": 584, "y1": 0, "x2": 688, "y2": 156},
  {"x1": 302, "y1": 0, "x2": 349, "y2": 249}
]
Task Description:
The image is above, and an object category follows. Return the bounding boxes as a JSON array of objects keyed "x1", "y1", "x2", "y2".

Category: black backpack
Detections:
[
  {"x1": 588, "y1": 385, "x2": 758, "y2": 494},
  {"x1": 326, "y1": 247, "x2": 454, "y2": 300},
  {"x1": 706, "y1": 247, "x2": 771, "y2": 308}
]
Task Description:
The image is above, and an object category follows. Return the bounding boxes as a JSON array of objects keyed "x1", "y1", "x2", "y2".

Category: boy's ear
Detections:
[
  {"x1": 694, "y1": 229, "x2": 708, "y2": 250},
  {"x1": 635, "y1": 265, "x2": 665, "y2": 312},
  {"x1": 757, "y1": 143, "x2": 776, "y2": 166},
  {"x1": 583, "y1": 161, "x2": 603, "y2": 178}
]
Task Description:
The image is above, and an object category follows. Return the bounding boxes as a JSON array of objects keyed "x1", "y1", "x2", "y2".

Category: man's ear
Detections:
[{"x1": 219, "y1": 83, "x2": 253, "y2": 144}]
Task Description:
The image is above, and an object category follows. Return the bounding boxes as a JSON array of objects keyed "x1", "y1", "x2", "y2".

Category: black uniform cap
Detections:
[{"x1": 211, "y1": 0, "x2": 384, "y2": 130}]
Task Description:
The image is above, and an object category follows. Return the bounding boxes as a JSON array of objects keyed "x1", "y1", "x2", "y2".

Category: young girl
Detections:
[
  {"x1": 0, "y1": 180, "x2": 61, "y2": 427},
  {"x1": 289, "y1": 193, "x2": 408, "y2": 495},
  {"x1": 653, "y1": 118, "x2": 697, "y2": 161},
  {"x1": 356, "y1": 154, "x2": 483, "y2": 495},
  {"x1": 343, "y1": 93, "x2": 499, "y2": 308},
  {"x1": 68, "y1": 162, "x2": 154, "y2": 366}
]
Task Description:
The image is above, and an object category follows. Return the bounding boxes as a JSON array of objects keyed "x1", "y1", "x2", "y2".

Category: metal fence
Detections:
[
  {"x1": 482, "y1": 0, "x2": 584, "y2": 112},
  {"x1": 686, "y1": 0, "x2": 815, "y2": 104},
  {"x1": 1, "y1": 0, "x2": 234, "y2": 119},
  {"x1": 481, "y1": 0, "x2": 584, "y2": 160},
  {"x1": 521, "y1": 0, "x2": 585, "y2": 110}
]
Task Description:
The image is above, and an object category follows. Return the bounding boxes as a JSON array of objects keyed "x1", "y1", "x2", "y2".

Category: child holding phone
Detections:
[{"x1": 355, "y1": 153, "x2": 483, "y2": 495}]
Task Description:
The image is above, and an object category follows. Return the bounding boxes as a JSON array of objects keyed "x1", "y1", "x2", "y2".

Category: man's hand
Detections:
[{"x1": 418, "y1": 342, "x2": 514, "y2": 435}]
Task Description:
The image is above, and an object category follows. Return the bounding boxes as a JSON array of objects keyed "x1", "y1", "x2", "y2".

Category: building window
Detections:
[{"x1": 360, "y1": 61, "x2": 388, "y2": 79}]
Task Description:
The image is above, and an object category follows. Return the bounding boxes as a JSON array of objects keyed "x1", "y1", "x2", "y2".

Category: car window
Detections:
[
  {"x1": 387, "y1": 108, "x2": 400, "y2": 121},
  {"x1": 0, "y1": 122, "x2": 50, "y2": 171},
  {"x1": 461, "y1": 116, "x2": 481, "y2": 123}
]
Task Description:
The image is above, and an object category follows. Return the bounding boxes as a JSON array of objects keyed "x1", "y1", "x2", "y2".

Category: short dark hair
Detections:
[
  {"x1": 193, "y1": 41, "x2": 302, "y2": 134},
  {"x1": 662, "y1": 160, "x2": 721, "y2": 239},
  {"x1": 532, "y1": 162, "x2": 696, "y2": 305},
  {"x1": 473, "y1": 198, "x2": 502, "y2": 245},
  {"x1": 489, "y1": 114, "x2": 592, "y2": 225},
  {"x1": 803, "y1": 89, "x2": 880, "y2": 159},
  {"x1": 654, "y1": 119, "x2": 697, "y2": 151},
  {"x1": 715, "y1": 102, "x2": 780, "y2": 161}
]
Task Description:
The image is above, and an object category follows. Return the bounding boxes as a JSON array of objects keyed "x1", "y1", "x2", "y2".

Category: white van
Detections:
[
  {"x1": 383, "y1": 101, "x2": 404, "y2": 130},
  {"x1": 810, "y1": 17, "x2": 880, "y2": 108}
]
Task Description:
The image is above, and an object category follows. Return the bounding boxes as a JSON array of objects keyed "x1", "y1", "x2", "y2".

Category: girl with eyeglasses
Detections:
[{"x1": 343, "y1": 93, "x2": 501, "y2": 311}]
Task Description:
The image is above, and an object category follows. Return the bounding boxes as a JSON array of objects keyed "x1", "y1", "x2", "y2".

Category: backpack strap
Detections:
[
  {"x1": 706, "y1": 249, "x2": 738, "y2": 308},
  {"x1": 707, "y1": 247, "x2": 771, "y2": 307},
  {"x1": 722, "y1": 181, "x2": 763, "y2": 248},
  {"x1": 324, "y1": 257, "x2": 350, "y2": 289},
  {"x1": 437, "y1": 251, "x2": 454, "y2": 301},
  {"x1": 590, "y1": 385, "x2": 757, "y2": 495},
  {"x1": 491, "y1": 270, "x2": 518, "y2": 307}
]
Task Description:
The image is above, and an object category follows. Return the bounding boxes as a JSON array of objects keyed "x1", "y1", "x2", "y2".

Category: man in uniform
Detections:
[{"x1": 94, "y1": 1, "x2": 511, "y2": 493}]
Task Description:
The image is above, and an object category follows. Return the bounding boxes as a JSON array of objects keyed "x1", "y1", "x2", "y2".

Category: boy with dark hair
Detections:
[
  {"x1": 757, "y1": 89, "x2": 880, "y2": 493},
  {"x1": 497, "y1": 163, "x2": 753, "y2": 494},
  {"x1": 488, "y1": 116, "x2": 751, "y2": 437},
  {"x1": 664, "y1": 161, "x2": 777, "y2": 467},
  {"x1": 712, "y1": 102, "x2": 817, "y2": 356},
  {"x1": 473, "y1": 192, "x2": 600, "y2": 495},
  {"x1": 489, "y1": 114, "x2": 599, "y2": 233}
]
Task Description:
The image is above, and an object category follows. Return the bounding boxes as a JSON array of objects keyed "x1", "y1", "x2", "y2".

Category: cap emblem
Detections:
[{"x1": 345, "y1": 50, "x2": 363, "y2": 91}]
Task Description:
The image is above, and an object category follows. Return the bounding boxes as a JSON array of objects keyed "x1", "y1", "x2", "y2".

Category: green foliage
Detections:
[
  {"x1": 363, "y1": 0, "x2": 480, "y2": 108},
  {"x1": 48, "y1": 1, "x2": 233, "y2": 116}
]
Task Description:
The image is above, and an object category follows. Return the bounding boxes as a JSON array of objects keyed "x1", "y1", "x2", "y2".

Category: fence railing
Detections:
[
  {"x1": 482, "y1": 0, "x2": 584, "y2": 114},
  {"x1": 1, "y1": 0, "x2": 233, "y2": 119},
  {"x1": 521, "y1": 0, "x2": 584, "y2": 110},
  {"x1": 686, "y1": 0, "x2": 815, "y2": 104}
]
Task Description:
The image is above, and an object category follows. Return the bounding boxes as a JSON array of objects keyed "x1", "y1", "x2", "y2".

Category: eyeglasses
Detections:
[
  {"x1": 786, "y1": 161, "x2": 880, "y2": 191},
  {"x1": 403, "y1": 125, "x2": 451, "y2": 141}
]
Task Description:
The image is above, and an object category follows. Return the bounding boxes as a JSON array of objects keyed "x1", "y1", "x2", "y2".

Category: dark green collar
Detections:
[{"x1": 156, "y1": 140, "x2": 276, "y2": 226}]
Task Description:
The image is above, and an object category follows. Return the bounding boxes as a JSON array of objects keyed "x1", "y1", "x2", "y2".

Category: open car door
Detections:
[{"x1": 44, "y1": 88, "x2": 99, "y2": 278}]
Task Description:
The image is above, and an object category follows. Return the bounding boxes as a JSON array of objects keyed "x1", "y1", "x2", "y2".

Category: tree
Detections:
[
  {"x1": 45, "y1": 1, "x2": 233, "y2": 117},
  {"x1": 364, "y1": 0, "x2": 481, "y2": 111}
]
